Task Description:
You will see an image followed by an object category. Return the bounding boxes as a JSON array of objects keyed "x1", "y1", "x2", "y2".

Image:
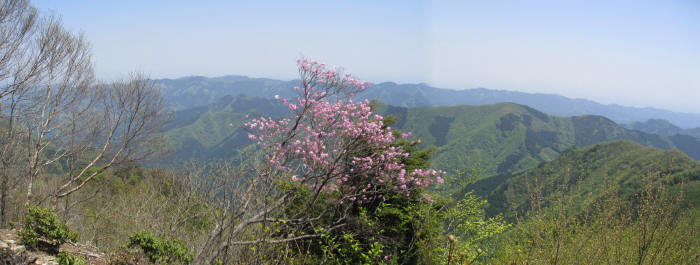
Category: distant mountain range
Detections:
[
  {"x1": 154, "y1": 75, "x2": 700, "y2": 128},
  {"x1": 375, "y1": 102, "x2": 700, "y2": 175},
  {"x1": 153, "y1": 76, "x2": 700, "y2": 252},
  {"x1": 159, "y1": 95, "x2": 700, "y2": 176},
  {"x1": 624, "y1": 119, "x2": 700, "y2": 138}
]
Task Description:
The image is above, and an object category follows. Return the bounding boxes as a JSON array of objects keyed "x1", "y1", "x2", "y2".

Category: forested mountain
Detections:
[
  {"x1": 162, "y1": 95, "x2": 288, "y2": 164},
  {"x1": 160, "y1": 95, "x2": 700, "y2": 176},
  {"x1": 4, "y1": 0, "x2": 698, "y2": 263},
  {"x1": 624, "y1": 118, "x2": 700, "y2": 138},
  {"x1": 155, "y1": 75, "x2": 700, "y2": 128},
  {"x1": 378, "y1": 103, "x2": 700, "y2": 175},
  {"x1": 468, "y1": 140, "x2": 700, "y2": 219}
]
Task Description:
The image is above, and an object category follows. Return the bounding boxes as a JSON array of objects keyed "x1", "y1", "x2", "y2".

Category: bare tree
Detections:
[
  {"x1": 0, "y1": 89, "x2": 29, "y2": 226},
  {"x1": 52, "y1": 74, "x2": 168, "y2": 199},
  {"x1": 61, "y1": 165, "x2": 216, "y2": 251},
  {"x1": 20, "y1": 15, "x2": 95, "y2": 202},
  {"x1": 194, "y1": 159, "x2": 304, "y2": 264},
  {"x1": 0, "y1": 0, "x2": 38, "y2": 99},
  {"x1": 0, "y1": 0, "x2": 169, "y2": 225},
  {"x1": 0, "y1": 0, "x2": 39, "y2": 226},
  {"x1": 21, "y1": 73, "x2": 169, "y2": 203}
]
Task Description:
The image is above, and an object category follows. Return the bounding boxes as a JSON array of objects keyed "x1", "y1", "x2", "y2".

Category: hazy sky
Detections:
[{"x1": 33, "y1": 0, "x2": 700, "y2": 113}]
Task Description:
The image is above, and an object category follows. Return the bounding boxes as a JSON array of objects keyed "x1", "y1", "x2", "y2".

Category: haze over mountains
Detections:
[
  {"x1": 160, "y1": 95, "x2": 700, "y2": 176},
  {"x1": 7, "y1": 0, "x2": 699, "y2": 262},
  {"x1": 153, "y1": 73, "x2": 700, "y2": 262},
  {"x1": 155, "y1": 75, "x2": 700, "y2": 128}
]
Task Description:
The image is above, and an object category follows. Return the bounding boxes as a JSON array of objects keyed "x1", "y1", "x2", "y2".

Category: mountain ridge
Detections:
[
  {"x1": 624, "y1": 118, "x2": 700, "y2": 138},
  {"x1": 159, "y1": 95, "x2": 700, "y2": 177},
  {"x1": 154, "y1": 75, "x2": 700, "y2": 128},
  {"x1": 467, "y1": 140, "x2": 700, "y2": 219}
]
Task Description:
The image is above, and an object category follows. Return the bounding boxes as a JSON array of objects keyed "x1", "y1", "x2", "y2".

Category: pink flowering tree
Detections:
[
  {"x1": 245, "y1": 59, "x2": 444, "y2": 204},
  {"x1": 196, "y1": 59, "x2": 445, "y2": 264}
]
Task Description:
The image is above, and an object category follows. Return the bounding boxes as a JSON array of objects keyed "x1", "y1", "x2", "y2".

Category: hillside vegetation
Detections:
[
  {"x1": 625, "y1": 118, "x2": 700, "y2": 138},
  {"x1": 161, "y1": 97, "x2": 700, "y2": 177},
  {"x1": 1, "y1": 2, "x2": 697, "y2": 262},
  {"x1": 162, "y1": 95, "x2": 288, "y2": 163},
  {"x1": 469, "y1": 140, "x2": 700, "y2": 219}
]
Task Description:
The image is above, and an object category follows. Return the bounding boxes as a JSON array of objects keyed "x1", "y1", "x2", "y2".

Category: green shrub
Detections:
[
  {"x1": 57, "y1": 251, "x2": 86, "y2": 265},
  {"x1": 125, "y1": 231, "x2": 193, "y2": 264},
  {"x1": 19, "y1": 205, "x2": 77, "y2": 250}
]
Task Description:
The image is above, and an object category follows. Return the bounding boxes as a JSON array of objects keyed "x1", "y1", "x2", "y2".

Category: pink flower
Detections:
[{"x1": 243, "y1": 58, "x2": 447, "y2": 203}]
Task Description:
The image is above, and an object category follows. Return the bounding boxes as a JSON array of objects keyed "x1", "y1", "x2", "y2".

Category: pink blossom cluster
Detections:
[
  {"x1": 296, "y1": 58, "x2": 369, "y2": 98},
  {"x1": 244, "y1": 59, "x2": 444, "y2": 204}
]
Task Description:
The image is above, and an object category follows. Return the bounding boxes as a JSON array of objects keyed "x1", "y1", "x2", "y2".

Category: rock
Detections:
[
  {"x1": 0, "y1": 244, "x2": 30, "y2": 265},
  {"x1": 0, "y1": 229, "x2": 106, "y2": 265}
]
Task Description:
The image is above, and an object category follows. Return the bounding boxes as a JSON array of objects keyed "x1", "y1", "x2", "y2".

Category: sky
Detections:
[{"x1": 33, "y1": 0, "x2": 700, "y2": 113}]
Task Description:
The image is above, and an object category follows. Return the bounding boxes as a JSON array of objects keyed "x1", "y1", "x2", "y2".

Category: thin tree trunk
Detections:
[{"x1": 0, "y1": 173, "x2": 8, "y2": 227}]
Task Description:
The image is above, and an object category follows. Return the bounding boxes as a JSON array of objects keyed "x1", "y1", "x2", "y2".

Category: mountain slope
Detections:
[
  {"x1": 624, "y1": 119, "x2": 700, "y2": 138},
  {"x1": 468, "y1": 141, "x2": 700, "y2": 219},
  {"x1": 374, "y1": 103, "x2": 699, "y2": 175},
  {"x1": 162, "y1": 95, "x2": 288, "y2": 164},
  {"x1": 155, "y1": 75, "x2": 700, "y2": 128},
  {"x1": 160, "y1": 96, "x2": 700, "y2": 177}
]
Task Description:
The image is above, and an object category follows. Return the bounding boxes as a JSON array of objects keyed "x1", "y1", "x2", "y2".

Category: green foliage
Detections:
[
  {"x1": 419, "y1": 169, "x2": 511, "y2": 264},
  {"x1": 445, "y1": 193, "x2": 510, "y2": 249},
  {"x1": 56, "y1": 251, "x2": 86, "y2": 265},
  {"x1": 490, "y1": 174, "x2": 699, "y2": 264},
  {"x1": 275, "y1": 116, "x2": 449, "y2": 264},
  {"x1": 125, "y1": 230, "x2": 193, "y2": 264},
  {"x1": 19, "y1": 205, "x2": 77, "y2": 250},
  {"x1": 319, "y1": 231, "x2": 389, "y2": 265},
  {"x1": 286, "y1": 169, "x2": 448, "y2": 264},
  {"x1": 469, "y1": 140, "x2": 700, "y2": 220},
  {"x1": 279, "y1": 115, "x2": 514, "y2": 264}
]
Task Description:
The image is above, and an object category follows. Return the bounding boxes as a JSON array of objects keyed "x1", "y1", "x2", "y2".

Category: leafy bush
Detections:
[
  {"x1": 57, "y1": 251, "x2": 86, "y2": 265},
  {"x1": 19, "y1": 205, "x2": 77, "y2": 250},
  {"x1": 125, "y1": 231, "x2": 193, "y2": 264},
  {"x1": 491, "y1": 174, "x2": 699, "y2": 264}
]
